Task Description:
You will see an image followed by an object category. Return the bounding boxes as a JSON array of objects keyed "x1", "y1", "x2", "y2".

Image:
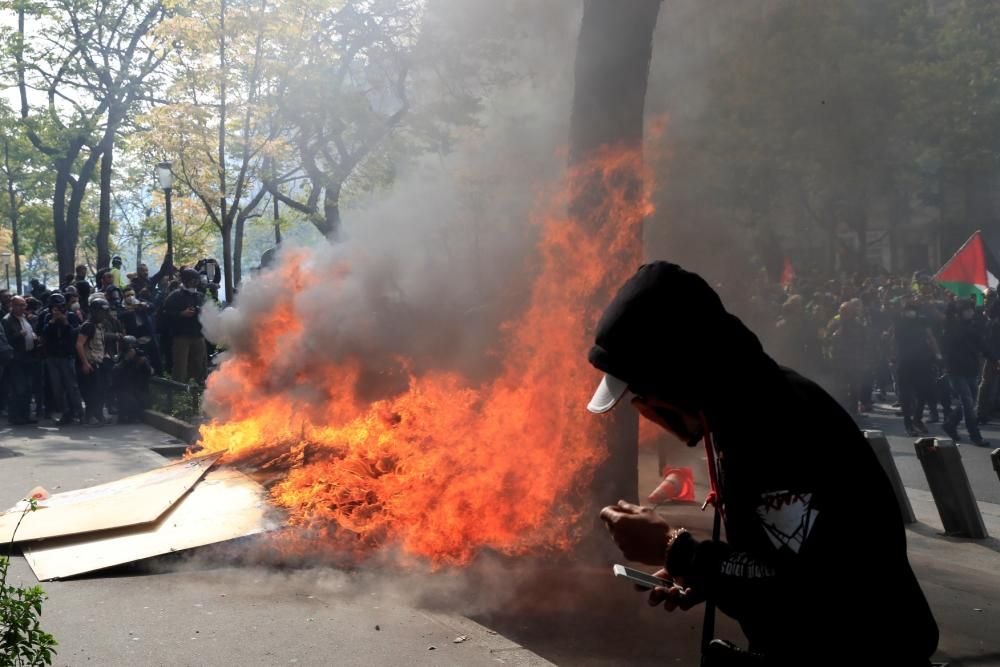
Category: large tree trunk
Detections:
[
  {"x1": 569, "y1": 0, "x2": 662, "y2": 512},
  {"x1": 221, "y1": 221, "x2": 234, "y2": 303},
  {"x1": 52, "y1": 166, "x2": 73, "y2": 280},
  {"x1": 319, "y1": 180, "x2": 342, "y2": 239},
  {"x1": 65, "y1": 147, "x2": 102, "y2": 272},
  {"x1": 234, "y1": 211, "x2": 245, "y2": 288},
  {"x1": 3, "y1": 142, "x2": 24, "y2": 295},
  {"x1": 97, "y1": 141, "x2": 114, "y2": 270}
]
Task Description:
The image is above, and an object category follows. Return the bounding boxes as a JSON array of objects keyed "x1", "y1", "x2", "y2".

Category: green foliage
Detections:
[{"x1": 0, "y1": 499, "x2": 58, "y2": 667}]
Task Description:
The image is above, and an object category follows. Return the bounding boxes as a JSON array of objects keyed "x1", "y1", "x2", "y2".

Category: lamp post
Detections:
[
  {"x1": 0, "y1": 252, "x2": 10, "y2": 291},
  {"x1": 156, "y1": 161, "x2": 175, "y2": 268}
]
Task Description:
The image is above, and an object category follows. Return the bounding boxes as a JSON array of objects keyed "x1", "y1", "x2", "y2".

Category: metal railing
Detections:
[{"x1": 148, "y1": 376, "x2": 202, "y2": 423}]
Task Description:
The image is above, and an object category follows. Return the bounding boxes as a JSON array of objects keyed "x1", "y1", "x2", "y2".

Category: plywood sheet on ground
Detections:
[
  {"x1": 23, "y1": 467, "x2": 277, "y2": 581},
  {"x1": 0, "y1": 454, "x2": 221, "y2": 543}
]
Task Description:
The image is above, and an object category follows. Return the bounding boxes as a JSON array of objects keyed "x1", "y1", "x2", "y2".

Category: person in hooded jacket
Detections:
[{"x1": 594, "y1": 262, "x2": 937, "y2": 667}]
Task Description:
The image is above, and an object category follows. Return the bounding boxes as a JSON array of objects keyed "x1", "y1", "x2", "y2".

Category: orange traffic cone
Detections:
[{"x1": 648, "y1": 467, "x2": 695, "y2": 504}]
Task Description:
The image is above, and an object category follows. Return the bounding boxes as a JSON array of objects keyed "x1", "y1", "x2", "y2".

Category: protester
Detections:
[
  {"x1": 121, "y1": 295, "x2": 162, "y2": 375},
  {"x1": 113, "y1": 335, "x2": 152, "y2": 424},
  {"x1": 73, "y1": 264, "x2": 92, "y2": 313},
  {"x1": 592, "y1": 262, "x2": 937, "y2": 667},
  {"x1": 162, "y1": 268, "x2": 206, "y2": 384},
  {"x1": 41, "y1": 293, "x2": 84, "y2": 424},
  {"x1": 941, "y1": 298, "x2": 992, "y2": 446},
  {"x1": 976, "y1": 294, "x2": 1000, "y2": 423},
  {"x1": 76, "y1": 298, "x2": 115, "y2": 426},
  {"x1": 892, "y1": 297, "x2": 939, "y2": 436},
  {"x1": 2, "y1": 296, "x2": 40, "y2": 425}
]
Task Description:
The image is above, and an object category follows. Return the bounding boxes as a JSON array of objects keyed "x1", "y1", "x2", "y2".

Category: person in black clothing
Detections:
[
  {"x1": 941, "y1": 298, "x2": 992, "y2": 446},
  {"x1": 129, "y1": 263, "x2": 152, "y2": 295},
  {"x1": 2, "y1": 296, "x2": 41, "y2": 425},
  {"x1": 41, "y1": 293, "x2": 84, "y2": 424},
  {"x1": 113, "y1": 335, "x2": 152, "y2": 423},
  {"x1": 593, "y1": 263, "x2": 937, "y2": 666},
  {"x1": 893, "y1": 298, "x2": 940, "y2": 437},
  {"x1": 975, "y1": 294, "x2": 1000, "y2": 422},
  {"x1": 121, "y1": 295, "x2": 162, "y2": 375},
  {"x1": 162, "y1": 268, "x2": 206, "y2": 384}
]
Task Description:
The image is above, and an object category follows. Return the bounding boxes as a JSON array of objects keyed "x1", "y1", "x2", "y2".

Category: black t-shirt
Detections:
[{"x1": 894, "y1": 315, "x2": 934, "y2": 364}]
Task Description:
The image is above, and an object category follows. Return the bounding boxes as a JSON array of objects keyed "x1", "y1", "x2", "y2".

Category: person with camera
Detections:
[
  {"x1": 113, "y1": 335, "x2": 153, "y2": 424},
  {"x1": 41, "y1": 293, "x2": 84, "y2": 425},
  {"x1": 591, "y1": 262, "x2": 937, "y2": 666},
  {"x1": 121, "y1": 295, "x2": 162, "y2": 375},
  {"x1": 162, "y1": 268, "x2": 206, "y2": 384},
  {"x1": 76, "y1": 298, "x2": 116, "y2": 426}
]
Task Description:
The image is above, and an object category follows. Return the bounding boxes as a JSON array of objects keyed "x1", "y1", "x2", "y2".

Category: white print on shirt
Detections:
[
  {"x1": 755, "y1": 490, "x2": 817, "y2": 554},
  {"x1": 720, "y1": 552, "x2": 776, "y2": 579}
]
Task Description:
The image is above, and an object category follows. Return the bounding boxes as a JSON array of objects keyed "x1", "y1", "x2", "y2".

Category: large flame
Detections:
[{"x1": 197, "y1": 144, "x2": 653, "y2": 566}]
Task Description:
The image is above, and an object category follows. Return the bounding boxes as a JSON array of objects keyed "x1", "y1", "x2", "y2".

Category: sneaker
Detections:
[{"x1": 971, "y1": 438, "x2": 991, "y2": 447}]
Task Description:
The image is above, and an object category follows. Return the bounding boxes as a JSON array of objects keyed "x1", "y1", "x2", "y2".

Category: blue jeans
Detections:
[{"x1": 946, "y1": 375, "x2": 983, "y2": 442}]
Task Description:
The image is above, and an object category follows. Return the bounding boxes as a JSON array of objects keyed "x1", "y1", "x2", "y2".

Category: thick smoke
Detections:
[{"x1": 203, "y1": 0, "x2": 585, "y2": 409}]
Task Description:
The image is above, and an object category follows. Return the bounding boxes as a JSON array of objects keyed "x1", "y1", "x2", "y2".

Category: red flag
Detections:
[{"x1": 780, "y1": 257, "x2": 795, "y2": 288}]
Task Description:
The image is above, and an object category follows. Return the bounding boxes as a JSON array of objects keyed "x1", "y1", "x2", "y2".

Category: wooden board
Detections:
[
  {"x1": 0, "y1": 454, "x2": 221, "y2": 544},
  {"x1": 23, "y1": 467, "x2": 278, "y2": 581}
]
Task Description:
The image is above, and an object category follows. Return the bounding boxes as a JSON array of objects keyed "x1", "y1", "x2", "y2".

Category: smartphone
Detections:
[{"x1": 613, "y1": 564, "x2": 674, "y2": 590}]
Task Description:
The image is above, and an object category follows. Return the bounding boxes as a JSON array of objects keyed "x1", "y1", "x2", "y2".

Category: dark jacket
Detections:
[
  {"x1": 41, "y1": 313, "x2": 80, "y2": 358},
  {"x1": 942, "y1": 318, "x2": 991, "y2": 378},
  {"x1": 590, "y1": 262, "x2": 938, "y2": 666},
  {"x1": 162, "y1": 288, "x2": 204, "y2": 338}
]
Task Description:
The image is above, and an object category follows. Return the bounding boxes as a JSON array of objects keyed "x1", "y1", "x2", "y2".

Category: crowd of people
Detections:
[
  {"x1": 745, "y1": 269, "x2": 999, "y2": 446},
  {"x1": 0, "y1": 256, "x2": 218, "y2": 427}
]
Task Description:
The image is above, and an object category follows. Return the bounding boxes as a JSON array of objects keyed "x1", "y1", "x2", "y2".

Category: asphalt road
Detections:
[{"x1": 864, "y1": 408, "x2": 1000, "y2": 505}]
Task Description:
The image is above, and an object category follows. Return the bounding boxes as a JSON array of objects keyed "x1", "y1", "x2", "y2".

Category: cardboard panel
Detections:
[
  {"x1": 0, "y1": 454, "x2": 221, "y2": 543},
  {"x1": 23, "y1": 467, "x2": 277, "y2": 581}
]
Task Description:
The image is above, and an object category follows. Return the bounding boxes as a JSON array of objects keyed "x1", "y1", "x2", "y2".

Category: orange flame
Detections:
[{"x1": 196, "y1": 144, "x2": 653, "y2": 566}]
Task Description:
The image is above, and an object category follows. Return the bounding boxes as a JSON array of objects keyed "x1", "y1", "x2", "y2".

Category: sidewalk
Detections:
[
  {"x1": 0, "y1": 424, "x2": 553, "y2": 667},
  {"x1": 1, "y1": 423, "x2": 998, "y2": 666}
]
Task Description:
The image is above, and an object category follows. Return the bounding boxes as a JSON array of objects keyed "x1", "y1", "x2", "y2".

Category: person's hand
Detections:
[
  {"x1": 599, "y1": 500, "x2": 670, "y2": 565},
  {"x1": 646, "y1": 568, "x2": 704, "y2": 612},
  {"x1": 81, "y1": 362, "x2": 93, "y2": 375}
]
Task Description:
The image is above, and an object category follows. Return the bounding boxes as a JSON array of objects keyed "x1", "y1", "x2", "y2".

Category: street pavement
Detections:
[{"x1": 0, "y1": 413, "x2": 998, "y2": 666}]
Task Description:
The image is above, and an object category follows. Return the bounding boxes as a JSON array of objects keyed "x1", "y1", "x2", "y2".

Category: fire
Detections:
[{"x1": 196, "y1": 144, "x2": 654, "y2": 566}]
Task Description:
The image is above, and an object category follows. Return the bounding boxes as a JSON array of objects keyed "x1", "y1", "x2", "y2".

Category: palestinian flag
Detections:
[{"x1": 934, "y1": 230, "x2": 1000, "y2": 304}]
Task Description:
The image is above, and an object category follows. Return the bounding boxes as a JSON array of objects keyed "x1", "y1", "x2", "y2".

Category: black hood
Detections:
[{"x1": 588, "y1": 262, "x2": 781, "y2": 407}]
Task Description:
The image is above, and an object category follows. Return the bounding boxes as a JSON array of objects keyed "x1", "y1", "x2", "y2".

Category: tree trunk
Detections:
[
  {"x1": 65, "y1": 146, "x2": 103, "y2": 272},
  {"x1": 221, "y1": 221, "x2": 234, "y2": 303},
  {"x1": 52, "y1": 166, "x2": 73, "y2": 280},
  {"x1": 3, "y1": 141, "x2": 23, "y2": 295},
  {"x1": 569, "y1": 0, "x2": 662, "y2": 512},
  {"x1": 97, "y1": 141, "x2": 114, "y2": 270},
  {"x1": 318, "y1": 180, "x2": 342, "y2": 239},
  {"x1": 234, "y1": 211, "x2": 245, "y2": 288}
]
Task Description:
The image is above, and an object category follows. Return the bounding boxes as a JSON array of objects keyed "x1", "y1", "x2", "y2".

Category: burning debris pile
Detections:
[{"x1": 196, "y1": 146, "x2": 653, "y2": 566}]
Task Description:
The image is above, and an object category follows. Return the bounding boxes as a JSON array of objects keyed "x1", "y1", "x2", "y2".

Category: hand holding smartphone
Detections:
[{"x1": 613, "y1": 564, "x2": 673, "y2": 590}]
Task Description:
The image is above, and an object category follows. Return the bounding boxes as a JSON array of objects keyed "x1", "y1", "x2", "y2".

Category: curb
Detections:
[{"x1": 142, "y1": 409, "x2": 198, "y2": 444}]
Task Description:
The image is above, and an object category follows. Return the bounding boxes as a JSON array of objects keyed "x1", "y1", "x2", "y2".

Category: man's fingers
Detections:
[
  {"x1": 599, "y1": 506, "x2": 620, "y2": 525},
  {"x1": 616, "y1": 499, "x2": 642, "y2": 514}
]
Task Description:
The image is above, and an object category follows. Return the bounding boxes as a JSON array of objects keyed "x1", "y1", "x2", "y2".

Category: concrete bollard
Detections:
[
  {"x1": 864, "y1": 430, "x2": 916, "y2": 524},
  {"x1": 914, "y1": 437, "x2": 988, "y2": 539}
]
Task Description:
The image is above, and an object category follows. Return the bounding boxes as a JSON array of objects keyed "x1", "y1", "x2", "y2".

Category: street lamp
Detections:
[
  {"x1": 156, "y1": 161, "x2": 175, "y2": 268},
  {"x1": 0, "y1": 252, "x2": 10, "y2": 291}
]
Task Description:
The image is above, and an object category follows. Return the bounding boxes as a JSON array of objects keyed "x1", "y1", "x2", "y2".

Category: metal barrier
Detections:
[
  {"x1": 148, "y1": 376, "x2": 202, "y2": 422},
  {"x1": 914, "y1": 437, "x2": 988, "y2": 539},
  {"x1": 863, "y1": 430, "x2": 916, "y2": 524}
]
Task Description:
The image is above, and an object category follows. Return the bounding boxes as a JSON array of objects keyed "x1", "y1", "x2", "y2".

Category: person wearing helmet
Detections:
[
  {"x1": 76, "y1": 298, "x2": 115, "y2": 425},
  {"x1": 112, "y1": 335, "x2": 152, "y2": 424},
  {"x1": 162, "y1": 267, "x2": 206, "y2": 383},
  {"x1": 110, "y1": 255, "x2": 126, "y2": 289},
  {"x1": 42, "y1": 292, "x2": 83, "y2": 425},
  {"x1": 593, "y1": 263, "x2": 938, "y2": 667}
]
